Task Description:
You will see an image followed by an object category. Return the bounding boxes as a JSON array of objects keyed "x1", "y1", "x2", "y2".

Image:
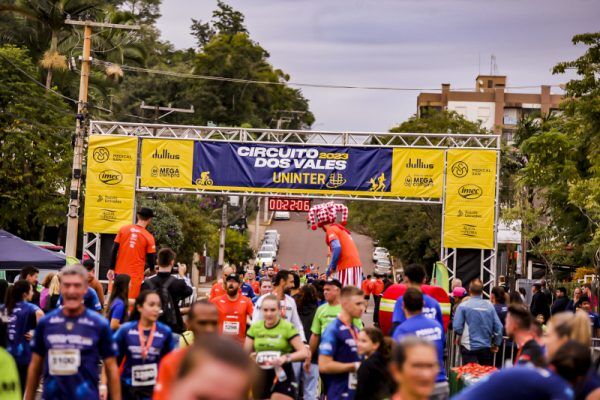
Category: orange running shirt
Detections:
[
  {"x1": 324, "y1": 224, "x2": 361, "y2": 270},
  {"x1": 209, "y1": 281, "x2": 226, "y2": 300},
  {"x1": 114, "y1": 224, "x2": 156, "y2": 277},
  {"x1": 211, "y1": 294, "x2": 254, "y2": 342},
  {"x1": 153, "y1": 347, "x2": 187, "y2": 400}
]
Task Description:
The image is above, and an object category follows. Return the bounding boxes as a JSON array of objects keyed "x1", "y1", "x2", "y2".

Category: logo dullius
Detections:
[{"x1": 152, "y1": 148, "x2": 180, "y2": 160}]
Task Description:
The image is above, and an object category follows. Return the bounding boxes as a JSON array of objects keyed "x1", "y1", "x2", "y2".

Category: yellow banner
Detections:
[
  {"x1": 83, "y1": 136, "x2": 137, "y2": 233},
  {"x1": 140, "y1": 139, "x2": 194, "y2": 188},
  {"x1": 391, "y1": 149, "x2": 444, "y2": 198},
  {"x1": 443, "y1": 149, "x2": 497, "y2": 249}
]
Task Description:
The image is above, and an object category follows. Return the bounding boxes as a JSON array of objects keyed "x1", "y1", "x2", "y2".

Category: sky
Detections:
[{"x1": 156, "y1": 0, "x2": 600, "y2": 132}]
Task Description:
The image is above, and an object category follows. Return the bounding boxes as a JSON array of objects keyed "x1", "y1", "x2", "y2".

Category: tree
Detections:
[
  {"x1": 137, "y1": 197, "x2": 184, "y2": 251},
  {"x1": 349, "y1": 110, "x2": 488, "y2": 269},
  {"x1": 190, "y1": 0, "x2": 247, "y2": 49},
  {"x1": 0, "y1": 45, "x2": 72, "y2": 238}
]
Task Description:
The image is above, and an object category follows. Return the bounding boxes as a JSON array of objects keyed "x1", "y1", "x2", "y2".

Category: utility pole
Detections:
[
  {"x1": 140, "y1": 102, "x2": 194, "y2": 136},
  {"x1": 255, "y1": 197, "x2": 261, "y2": 249},
  {"x1": 217, "y1": 197, "x2": 228, "y2": 268},
  {"x1": 64, "y1": 19, "x2": 140, "y2": 258}
]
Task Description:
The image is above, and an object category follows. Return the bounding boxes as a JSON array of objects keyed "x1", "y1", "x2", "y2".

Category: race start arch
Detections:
[{"x1": 82, "y1": 121, "x2": 501, "y2": 292}]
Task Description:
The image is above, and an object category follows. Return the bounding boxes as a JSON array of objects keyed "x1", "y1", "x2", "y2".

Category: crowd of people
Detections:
[{"x1": 1, "y1": 206, "x2": 600, "y2": 400}]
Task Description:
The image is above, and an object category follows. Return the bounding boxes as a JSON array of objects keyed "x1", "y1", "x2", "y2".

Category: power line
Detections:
[{"x1": 95, "y1": 59, "x2": 563, "y2": 92}]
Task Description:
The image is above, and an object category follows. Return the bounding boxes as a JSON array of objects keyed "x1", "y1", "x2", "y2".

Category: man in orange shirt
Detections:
[
  {"x1": 372, "y1": 273, "x2": 385, "y2": 326},
  {"x1": 153, "y1": 300, "x2": 219, "y2": 400},
  {"x1": 308, "y1": 202, "x2": 363, "y2": 287},
  {"x1": 209, "y1": 265, "x2": 234, "y2": 300},
  {"x1": 211, "y1": 273, "x2": 254, "y2": 342},
  {"x1": 108, "y1": 207, "x2": 156, "y2": 299}
]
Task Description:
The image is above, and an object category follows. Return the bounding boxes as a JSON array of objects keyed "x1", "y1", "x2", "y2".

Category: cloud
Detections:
[{"x1": 156, "y1": 0, "x2": 600, "y2": 131}]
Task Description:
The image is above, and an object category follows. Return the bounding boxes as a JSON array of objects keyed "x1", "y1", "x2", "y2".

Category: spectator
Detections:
[
  {"x1": 540, "y1": 279, "x2": 553, "y2": 305},
  {"x1": 177, "y1": 263, "x2": 192, "y2": 287},
  {"x1": 109, "y1": 207, "x2": 156, "y2": 299},
  {"x1": 580, "y1": 296, "x2": 600, "y2": 337},
  {"x1": 170, "y1": 336, "x2": 256, "y2": 400},
  {"x1": 518, "y1": 287, "x2": 527, "y2": 303},
  {"x1": 209, "y1": 265, "x2": 234, "y2": 300},
  {"x1": 551, "y1": 287, "x2": 571, "y2": 315},
  {"x1": 105, "y1": 274, "x2": 130, "y2": 331},
  {"x1": 392, "y1": 264, "x2": 443, "y2": 332},
  {"x1": 491, "y1": 286, "x2": 508, "y2": 330},
  {"x1": 453, "y1": 341, "x2": 589, "y2": 400},
  {"x1": 451, "y1": 278, "x2": 463, "y2": 291},
  {"x1": 569, "y1": 287, "x2": 582, "y2": 311},
  {"x1": 583, "y1": 283, "x2": 596, "y2": 310},
  {"x1": 45, "y1": 274, "x2": 60, "y2": 311},
  {"x1": 530, "y1": 283, "x2": 550, "y2": 323},
  {"x1": 141, "y1": 247, "x2": 193, "y2": 334},
  {"x1": 453, "y1": 279, "x2": 503, "y2": 366},
  {"x1": 293, "y1": 284, "x2": 320, "y2": 399},
  {"x1": 509, "y1": 289, "x2": 524, "y2": 305},
  {"x1": 390, "y1": 337, "x2": 439, "y2": 400},
  {"x1": 83, "y1": 259, "x2": 105, "y2": 310},
  {"x1": 392, "y1": 288, "x2": 447, "y2": 400},
  {"x1": 19, "y1": 266, "x2": 40, "y2": 306},
  {"x1": 153, "y1": 300, "x2": 219, "y2": 400},
  {"x1": 355, "y1": 327, "x2": 394, "y2": 400},
  {"x1": 39, "y1": 273, "x2": 55, "y2": 311},
  {"x1": 0, "y1": 279, "x2": 8, "y2": 306},
  {"x1": 505, "y1": 304, "x2": 546, "y2": 367}
]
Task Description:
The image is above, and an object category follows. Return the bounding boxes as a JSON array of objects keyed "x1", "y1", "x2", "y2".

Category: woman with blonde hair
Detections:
[
  {"x1": 544, "y1": 310, "x2": 600, "y2": 399},
  {"x1": 45, "y1": 273, "x2": 61, "y2": 311}
]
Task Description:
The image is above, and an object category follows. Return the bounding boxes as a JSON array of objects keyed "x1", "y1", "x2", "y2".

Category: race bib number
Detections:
[
  {"x1": 49, "y1": 349, "x2": 80, "y2": 376},
  {"x1": 348, "y1": 371, "x2": 358, "y2": 390},
  {"x1": 223, "y1": 321, "x2": 240, "y2": 335},
  {"x1": 132, "y1": 363, "x2": 157, "y2": 386},
  {"x1": 256, "y1": 351, "x2": 281, "y2": 369}
]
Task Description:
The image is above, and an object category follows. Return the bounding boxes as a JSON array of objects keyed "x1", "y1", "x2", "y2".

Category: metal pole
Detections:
[
  {"x1": 65, "y1": 24, "x2": 92, "y2": 257},
  {"x1": 263, "y1": 197, "x2": 268, "y2": 223},
  {"x1": 217, "y1": 198, "x2": 228, "y2": 267},
  {"x1": 255, "y1": 197, "x2": 261, "y2": 249}
]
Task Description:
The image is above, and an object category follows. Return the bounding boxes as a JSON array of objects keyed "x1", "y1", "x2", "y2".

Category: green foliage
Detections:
[
  {"x1": 221, "y1": 228, "x2": 254, "y2": 266},
  {"x1": 190, "y1": 0, "x2": 247, "y2": 49},
  {"x1": 0, "y1": 45, "x2": 72, "y2": 237},
  {"x1": 137, "y1": 197, "x2": 184, "y2": 251},
  {"x1": 390, "y1": 110, "x2": 487, "y2": 134}
]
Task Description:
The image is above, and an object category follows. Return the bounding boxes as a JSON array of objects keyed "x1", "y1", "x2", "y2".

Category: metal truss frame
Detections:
[{"x1": 85, "y1": 120, "x2": 501, "y2": 292}]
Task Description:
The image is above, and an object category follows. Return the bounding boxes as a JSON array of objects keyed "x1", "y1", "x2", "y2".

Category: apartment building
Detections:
[{"x1": 417, "y1": 75, "x2": 563, "y2": 140}]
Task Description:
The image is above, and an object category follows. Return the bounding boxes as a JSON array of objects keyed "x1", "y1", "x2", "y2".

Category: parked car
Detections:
[
  {"x1": 374, "y1": 258, "x2": 392, "y2": 275},
  {"x1": 255, "y1": 252, "x2": 274, "y2": 267},
  {"x1": 262, "y1": 238, "x2": 279, "y2": 249},
  {"x1": 274, "y1": 211, "x2": 290, "y2": 220},
  {"x1": 372, "y1": 247, "x2": 390, "y2": 262},
  {"x1": 264, "y1": 229, "x2": 280, "y2": 240},
  {"x1": 260, "y1": 244, "x2": 277, "y2": 257}
]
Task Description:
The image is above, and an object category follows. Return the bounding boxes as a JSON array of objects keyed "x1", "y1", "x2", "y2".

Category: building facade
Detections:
[{"x1": 417, "y1": 75, "x2": 563, "y2": 141}]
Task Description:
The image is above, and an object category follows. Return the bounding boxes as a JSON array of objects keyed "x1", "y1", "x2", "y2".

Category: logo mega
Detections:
[
  {"x1": 99, "y1": 169, "x2": 123, "y2": 185},
  {"x1": 152, "y1": 148, "x2": 180, "y2": 160},
  {"x1": 458, "y1": 184, "x2": 483, "y2": 199}
]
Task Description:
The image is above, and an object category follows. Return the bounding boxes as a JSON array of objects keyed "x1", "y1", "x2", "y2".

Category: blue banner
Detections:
[{"x1": 192, "y1": 141, "x2": 392, "y2": 194}]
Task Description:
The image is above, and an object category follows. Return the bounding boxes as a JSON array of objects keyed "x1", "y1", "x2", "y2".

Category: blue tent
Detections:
[{"x1": 0, "y1": 230, "x2": 66, "y2": 270}]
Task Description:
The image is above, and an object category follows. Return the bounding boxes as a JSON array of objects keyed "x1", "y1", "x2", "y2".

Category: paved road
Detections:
[{"x1": 269, "y1": 212, "x2": 376, "y2": 276}]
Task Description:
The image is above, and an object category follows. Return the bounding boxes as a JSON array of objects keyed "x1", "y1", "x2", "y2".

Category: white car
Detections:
[
  {"x1": 274, "y1": 211, "x2": 290, "y2": 220},
  {"x1": 260, "y1": 244, "x2": 277, "y2": 258},
  {"x1": 262, "y1": 238, "x2": 279, "y2": 249},
  {"x1": 372, "y1": 247, "x2": 390, "y2": 262},
  {"x1": 374, "y1": 259, "x2": 392, "y2": 275},
  {"x1": 265, "y1": 229, "x2": 280, "y2": 240},
  {"x1": 255, "y1": 251, "x2": 274, "y2": 267}
]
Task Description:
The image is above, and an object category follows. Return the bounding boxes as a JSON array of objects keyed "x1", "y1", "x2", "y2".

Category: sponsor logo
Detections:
[
  {"x1": 93, "y1": 147, "x2": 110, "y2": 163},
  {"x1": 152, "y1": 148, "x2": 180, "y2": 160},
  {"x1": 457, "y1": 209, "x2": 482, "y2": 218},
  {"x1": 461, "y1": 224, "x2": 477, "y2": 237},
  {"x1": 100, "y1": 209, "x2": 117, "y2": 222},
  {"x1": 405, "y1": 158, "x2": 434, "y2": 169},
  {"x1": 451, "y1": 161, "x2": 469, "y2": 178},
  {"x1": 458, "y1": 184, "x2": 482, "y2": 199},
  {"x1": 404, "y1": 175, "x2": 434, "y2": 187},
  {"x1": 97, "y1": 195, "x2": 122, "y2": 204},
  {"x1": 99, "y1": 170, "x2": 123, "y2": 185}
]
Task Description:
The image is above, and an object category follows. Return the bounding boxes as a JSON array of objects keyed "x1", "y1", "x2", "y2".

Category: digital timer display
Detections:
[{"x1": 268, "y1": 198, "x2": 312, "y2": 212}]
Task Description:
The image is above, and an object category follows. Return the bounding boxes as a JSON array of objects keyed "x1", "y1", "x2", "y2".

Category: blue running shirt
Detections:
[
  {"x1": 392, "y1": 314, "x2": 446, "y2": 382},
  {"x1": 319, "y1": 317, "x2": 361, "y2": 400},
  {"x1": 31, "y1": 308, "x2": 117, "y2": 399},
  {"x1": 108, "y1": 298, "x2": 126, "y2": 328},
  {"x1": 113, "y1": 321, "x2": 176, "y2": 397},
  {"x1": 392, "y1": 293, "x2": 443, "y2": 328},
  {"x1": 57, "y1": 288, "x2": 102, "y2": 312},
  {"x1": 6, "y1": 301, "x2": 40, "y2": 365}
]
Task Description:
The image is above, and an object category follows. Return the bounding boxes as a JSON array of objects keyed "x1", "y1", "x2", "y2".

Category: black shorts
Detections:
[{"x1": 253, "y1": 364, "x2": 297, "y2": 399}]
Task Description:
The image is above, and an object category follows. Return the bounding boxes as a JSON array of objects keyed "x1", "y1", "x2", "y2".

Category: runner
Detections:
[
  {"x1": 253, "y1": 277, "x2": 273, "y2": 305},
  {"x1": 390, "y1": 337, "x2": 439, "y2": 400},
  {"x1": 0, "y1": 347, "x2": 22, "y2": 400},
  {"x1": 5, "y1": 280, "x2": 44, "y2": 393},
  {"x1": 241, "y1": 270, "x2": 256, "y2": 298},
  {"x1": 57, "y1": 283, "x2": 103, "y2": 312},
  {"x1": 253, "y1": 270, "x2": 306, "y2": 343},
  {"x1": 111, "y1": 290, "x2": 176, "y2": 400},
  {"x1": 209, "y1": 265, "x2": 234, "y2": 300},
  {"x1": 153, "y1": 300, "x2": 219, "y2": 400},
  {"x1": 392, "y1": 288, "x2": 448, "y2": 400},
  {"x1": 245, "y1": 294, "x2": 309, "y2": 400},
  {"x1": 211, "y1": 273, "x2": 254, "y2": 342},
  {"x1": 109, "y1": 207, "x2": 157, "y2": 299},
  {"x1": 307, "y1": 202, "x2": 363, "y2": 287},
  {"x1": 25, "y1": 264, "x2": 120, "y2": 400},
  {"x1": 318, "y1": 286, "x2": 366, "y2": 400},
  {"x1": 106, "y1": 274, "x2": 131, "y2": 331}
]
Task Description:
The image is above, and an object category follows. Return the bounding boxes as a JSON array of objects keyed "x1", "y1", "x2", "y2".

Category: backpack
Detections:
[{"x1": 146, "y1": 276, "x2": 178, "y2": 328}]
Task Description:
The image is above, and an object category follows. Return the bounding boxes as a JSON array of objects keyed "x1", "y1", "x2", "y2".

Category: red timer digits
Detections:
[{"x1": 268, "y1": 198, "x2": 312, "y2": 212}]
